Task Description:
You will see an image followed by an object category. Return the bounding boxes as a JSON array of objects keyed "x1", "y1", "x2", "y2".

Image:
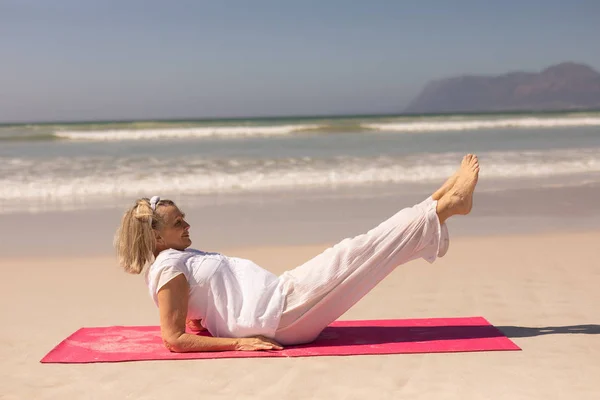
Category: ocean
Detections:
[{"x1": 2, "y1": 111, "x2": 600, "y2": 214}]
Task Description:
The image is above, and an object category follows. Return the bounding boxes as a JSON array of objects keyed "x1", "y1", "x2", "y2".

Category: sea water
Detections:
[{"x1": 1, "y1": 112, "x2": 600, "y2": 214}]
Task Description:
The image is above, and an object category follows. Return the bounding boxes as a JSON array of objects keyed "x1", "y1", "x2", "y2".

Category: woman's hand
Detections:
[{"x1": 235, "y1": 336, "x2": 284, "y2": 351}]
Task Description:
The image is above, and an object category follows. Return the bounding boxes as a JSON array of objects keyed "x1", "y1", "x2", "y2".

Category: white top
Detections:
[{"x1": 145, "y1": 248, "x2": 286, "y2": 338}]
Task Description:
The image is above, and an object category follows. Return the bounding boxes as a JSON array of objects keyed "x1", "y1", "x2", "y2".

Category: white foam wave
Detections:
[
  {"x1": 2, "y1": 150, "x2": 600, "y2": 209},
  {"x1": 53, "y1": 124, "x2": 321, "y2": 141},
  {"x1": 365, "y1": 117, "x2": 600, "y2": 132}
]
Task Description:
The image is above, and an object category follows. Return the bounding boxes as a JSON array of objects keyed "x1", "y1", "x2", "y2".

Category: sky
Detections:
[{"x1": 1, "y1": 0, "x2": 599, "y2": 123}]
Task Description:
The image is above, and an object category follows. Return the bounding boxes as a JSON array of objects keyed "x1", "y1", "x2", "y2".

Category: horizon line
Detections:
[{"x1": 2, "y1": 108, "x2": 600, "y2": 127}]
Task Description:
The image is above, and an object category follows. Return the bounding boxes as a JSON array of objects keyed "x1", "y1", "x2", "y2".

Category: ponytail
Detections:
[{"x1": 114, "y1": 197, "x2": 175, "y2": 274}]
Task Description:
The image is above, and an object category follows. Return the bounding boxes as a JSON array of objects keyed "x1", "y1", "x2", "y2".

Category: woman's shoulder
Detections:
[
  {"x1": 150, "y1": 248, "x2": 188, "y2": 269},
  {"x1": 154, "y1": 248, "x2": 222, "y2": 266}
]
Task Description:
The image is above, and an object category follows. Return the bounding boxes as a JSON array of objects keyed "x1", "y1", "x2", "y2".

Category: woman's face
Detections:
[{"x1": 155, "y1": 205, "x2": 192, "y2": 252}]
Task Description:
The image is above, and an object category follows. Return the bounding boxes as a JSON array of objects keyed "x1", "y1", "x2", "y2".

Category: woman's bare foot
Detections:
[
  {"x1": 436, "y1": 154, "x2": 480, "y2": 223},
  {"x1": 432, "y1": 154, "x2": 472, "y2": 200}
]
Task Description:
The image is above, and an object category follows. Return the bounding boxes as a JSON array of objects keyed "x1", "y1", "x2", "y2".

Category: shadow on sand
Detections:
[
  {"x1": 496, "y1": 324, "x2": 600, "y2": 338},
  {"x1": 301, "y1": 324, "x2": 600, "y2": 347}
]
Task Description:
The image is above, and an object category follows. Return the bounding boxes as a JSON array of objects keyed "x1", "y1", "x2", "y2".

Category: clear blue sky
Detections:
[{"x1": 1, "y1": 0, "x2": 599, "y2": 123}]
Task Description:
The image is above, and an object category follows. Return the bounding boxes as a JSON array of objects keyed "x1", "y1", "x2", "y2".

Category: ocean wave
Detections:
[
  {"x1": 365, "y1": 117, "x2": 600, "y2": 132},
  {"x1": 0, "y1": 133, "x2": 58, "y2": 142},
  {"x1": 40, "y1": 116, "x2": 600, "y2": 140},
  {"x1": 3, "y1": 113, "x2": 600, "y2": 142},
  {"x1": 52, "y1": 124, "x2": 322, "y2": 141},
  {"x1": 1, "y1": 149, "x2": 600, "y2": 206}
]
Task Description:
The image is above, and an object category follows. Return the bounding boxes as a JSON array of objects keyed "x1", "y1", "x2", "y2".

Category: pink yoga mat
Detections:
[{"x1": 41, "y1": 317, "x2": 520, "y2": 363}]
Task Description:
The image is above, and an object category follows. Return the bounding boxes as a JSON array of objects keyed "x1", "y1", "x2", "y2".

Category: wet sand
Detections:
[{"x1": 2, "y1": 180, "x2": 600, "y2": 257}]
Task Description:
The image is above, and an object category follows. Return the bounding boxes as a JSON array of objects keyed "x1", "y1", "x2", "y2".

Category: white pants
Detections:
[{"x1": 274, "y1": 196, "x2": 447, "y2": 345}]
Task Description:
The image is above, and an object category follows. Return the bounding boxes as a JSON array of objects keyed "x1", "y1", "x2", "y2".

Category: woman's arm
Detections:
[{"x1": 157, "y1": 274, "x2": 283, "y2": 353}]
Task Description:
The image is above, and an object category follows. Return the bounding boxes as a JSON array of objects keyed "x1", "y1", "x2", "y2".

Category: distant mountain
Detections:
[{"x1": 405, "y1": 62, "x2": 600, "y2": 114}]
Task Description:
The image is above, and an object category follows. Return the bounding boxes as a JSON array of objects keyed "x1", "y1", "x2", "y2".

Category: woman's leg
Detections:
[{"x1": 274, "y1": 155, "x2": 479, "y2": 345}]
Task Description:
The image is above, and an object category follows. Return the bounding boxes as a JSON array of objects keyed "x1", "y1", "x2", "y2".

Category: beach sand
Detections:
[{"x1": 1, "y1": 229, "x2": 599, "y2": 399}]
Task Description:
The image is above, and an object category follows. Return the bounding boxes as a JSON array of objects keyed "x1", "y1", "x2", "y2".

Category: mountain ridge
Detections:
[{"x1": 405, "y1": 62, "x2": 600, "y2": 114}]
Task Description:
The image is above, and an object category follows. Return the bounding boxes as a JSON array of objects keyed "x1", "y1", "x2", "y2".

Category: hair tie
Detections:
[
  {"x1": 149, "y1": 196, "x2": 160, "y2": 211},
  {"x1": 148, "y1": 196, "x2": 160, "y2": 228}
]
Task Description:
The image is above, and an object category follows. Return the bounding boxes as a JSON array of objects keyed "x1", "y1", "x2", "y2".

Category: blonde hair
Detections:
[{"x1": 114, "y1": 197, "x2": 176, "y2": 274}]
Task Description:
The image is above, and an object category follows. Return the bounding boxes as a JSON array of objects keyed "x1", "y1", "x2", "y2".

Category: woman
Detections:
[{"x1": 115, "y1": 154, "x2": 480, "y2": 352}]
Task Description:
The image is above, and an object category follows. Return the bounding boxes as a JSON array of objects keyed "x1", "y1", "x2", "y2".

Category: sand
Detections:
[{"x1": 1, "y1": 230, "x2": 599, "y2": 399}]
